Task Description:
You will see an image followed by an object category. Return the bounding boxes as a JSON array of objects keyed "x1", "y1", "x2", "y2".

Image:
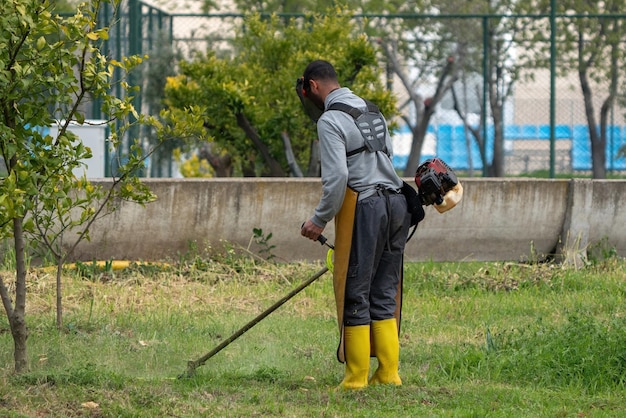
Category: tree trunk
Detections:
[
  {"x1": 597, "y1": 38, "x2": 619, "y2": 178},
  {"x1": 11, "y1": 217, "x2": 29, "y2": 373},
  {"x1": 307, "y1": 139, "x2": 321, "y2": 177},
  {"x1": 281, "y1": 131, "x2": 303, "y2": 177},
  {"x1": 581, "y1": 76, "x2": 603, "y2": 179},
  {"x1": 198, "y1": 144, "x2": 233, "y2": 177},
  {"x1": 402, "y1": 115, "x2": 430, "y2": 177},
  {"x1": 490, "y1": 100, "x2": 505, "y2": 177},
  {"x1": 235, "y1": 112, "x2": 285, "y2": 177},
  {"x1": 590, "y1": 130, "x2": 606, "y2": 179},
  {"x1": 401, "y1": 56, "x2": 458, "y2": 177},
  {"x1": 56, "y1": 261, "x2": 63, "y2": 329},
  {"x1": 579, "y1": 69, "x2": 606, "y2": 179}
]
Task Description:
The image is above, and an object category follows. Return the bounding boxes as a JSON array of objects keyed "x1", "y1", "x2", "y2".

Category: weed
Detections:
[
  {"x1": 526, "y1": 240, "x2": 540, "y2": 264},
  {"x1": 11, "y1": 363, "x2": 125, "y2": 389},
  {"x1": 250, "y1": 228, "x2": 276, "y2": 261},
  {"x1": 75, "y1": 259, "x2": 114, "y2": 282},
  {"x1": 252, "y1": 366, "x2": 288, "y2": 383},
  {"x1": 587, "y1": 237, "x2": 620, "y2": 265},
  {"x1": 0, "y1": 241, "x2": 29, "y2": 271}
]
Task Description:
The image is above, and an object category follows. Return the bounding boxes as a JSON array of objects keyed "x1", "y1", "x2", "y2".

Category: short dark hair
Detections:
[{"x1": 303, "y1": 60, "x2": 337, "y2": 93}]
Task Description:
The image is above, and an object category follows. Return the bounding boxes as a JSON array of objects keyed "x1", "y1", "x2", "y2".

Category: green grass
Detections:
[{"x1": 1, "y1": 256, "x2": 626, "y2": 417}]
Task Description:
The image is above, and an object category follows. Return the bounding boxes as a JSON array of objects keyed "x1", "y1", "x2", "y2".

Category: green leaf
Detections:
[{"x1": 36, "y1": 36, "x2": 46, "y2": 50}]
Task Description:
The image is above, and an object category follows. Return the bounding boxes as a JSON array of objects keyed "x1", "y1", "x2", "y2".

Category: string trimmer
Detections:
[{"x1": 178, "y1": 234, "x2": 334, "y2": 379}]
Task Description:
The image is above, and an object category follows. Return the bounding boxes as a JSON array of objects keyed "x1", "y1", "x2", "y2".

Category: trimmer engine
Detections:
[{"x1": 414, "y1": 158, "x2": 459, "y2": 206}]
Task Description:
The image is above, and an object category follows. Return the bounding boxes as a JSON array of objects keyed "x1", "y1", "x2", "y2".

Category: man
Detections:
[{"x1": 298, "y1": 60, "x2": 410, "y2": 390}]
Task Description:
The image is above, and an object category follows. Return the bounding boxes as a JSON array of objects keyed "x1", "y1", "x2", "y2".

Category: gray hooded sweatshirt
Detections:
[{"x1": 311, "y1": 87, "x2": 403, "y2": 228}]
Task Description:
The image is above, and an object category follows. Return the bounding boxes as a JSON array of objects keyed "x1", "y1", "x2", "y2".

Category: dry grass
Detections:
[{"x1": 21, "y1": 258, "x2": 331, "y2": 319}]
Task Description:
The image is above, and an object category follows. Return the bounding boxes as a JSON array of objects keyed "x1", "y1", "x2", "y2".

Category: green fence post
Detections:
[
  {"x1": 127, "y1": 0, "x2": 143, "y2": 175},
  {"x1": 482, "y1": 15, "x2": 489, "y2": 177},
  {"x1": 549, "y1": 0, "x2": 556, "y2": 178}
]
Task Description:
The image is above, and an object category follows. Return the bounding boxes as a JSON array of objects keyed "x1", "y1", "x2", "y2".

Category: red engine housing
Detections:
[{"x1": 414, "y1": 158, "x2": 458, "y2": 206}]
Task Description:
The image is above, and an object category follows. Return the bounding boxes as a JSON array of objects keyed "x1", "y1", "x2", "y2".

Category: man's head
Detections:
[
  {"x1": 302, "y1": 60, "x2": 337, "y2": 93},
  {"x1": 301, "y1": 60, "x2": 340, "y2": 110}
]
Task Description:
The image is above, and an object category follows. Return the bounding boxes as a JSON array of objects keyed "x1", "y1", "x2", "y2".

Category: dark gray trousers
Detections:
[{"x1": 343, "y1": 191, "x2": 410, "y2": 326}]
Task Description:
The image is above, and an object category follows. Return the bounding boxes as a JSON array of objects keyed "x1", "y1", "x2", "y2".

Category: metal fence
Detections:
[{"x1": 98, "y1": 2, "x2": 626, "y2": 177}]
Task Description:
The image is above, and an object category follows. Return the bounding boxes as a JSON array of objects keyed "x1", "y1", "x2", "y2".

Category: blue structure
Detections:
[
  {"x1": 571, "y1": 125, "x2": 626, "y2": 171},
  {"x1": 392, "y1": 123, "x2": 626, "y2": 172}
]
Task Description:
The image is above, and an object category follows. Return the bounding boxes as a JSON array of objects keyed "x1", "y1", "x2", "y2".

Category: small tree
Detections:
[
  {"x1": 164, "y1": 11, "x2": 397, "y2": 177},
  {"x1": 0, "y1": 0, "x2": 205, "y2": 373}
]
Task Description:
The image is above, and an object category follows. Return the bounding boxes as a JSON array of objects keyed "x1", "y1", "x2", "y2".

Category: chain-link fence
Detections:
[{"x1": 102, "y1": 2, "x2": 626, "y2": 177}]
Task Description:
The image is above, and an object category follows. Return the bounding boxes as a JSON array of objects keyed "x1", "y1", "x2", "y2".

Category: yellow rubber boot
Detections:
[
  {"x1": 369, "y1": 318, "x2": 402, "y2": 386},
  {"x1": 338, "y1": 325, "x2": 370, "y2": 390}
]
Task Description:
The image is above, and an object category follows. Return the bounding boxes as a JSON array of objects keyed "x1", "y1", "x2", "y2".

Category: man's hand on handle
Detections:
[{"x1": 301, "y1": 219, "x2": 324, "y2": 243}]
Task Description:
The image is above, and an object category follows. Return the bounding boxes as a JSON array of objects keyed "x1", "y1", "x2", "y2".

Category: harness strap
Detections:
[
  {"x1": 373, "y1": 185, "x2": 396, "y2": 251},
  {"x1": 327, "y1": 102, "x2": 368, "y2": 118},
  {"x1": 347, "y1": 146, "x2": 367, "y2": 157},
  {"x1": 327, "y1": 100, "x2": 386, "y2": 157}
]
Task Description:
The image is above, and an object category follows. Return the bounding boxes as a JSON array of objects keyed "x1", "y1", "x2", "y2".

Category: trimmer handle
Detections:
[
  {"x1": 301, "y1": 222, "x2": 333, "y2": 249},
  {"x1": 317, "y1": 234, "x2": 328, "y2": 246}
]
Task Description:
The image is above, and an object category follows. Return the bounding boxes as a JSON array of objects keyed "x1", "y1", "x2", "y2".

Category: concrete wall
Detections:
[{"x1": 71, "y1": 178, "x2": 626, "y2": 263}]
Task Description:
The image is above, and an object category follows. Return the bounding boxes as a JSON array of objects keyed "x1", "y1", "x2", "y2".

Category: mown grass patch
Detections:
[{"x1": 1, "y1": 252, "x2": 625, "y2": 416}]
